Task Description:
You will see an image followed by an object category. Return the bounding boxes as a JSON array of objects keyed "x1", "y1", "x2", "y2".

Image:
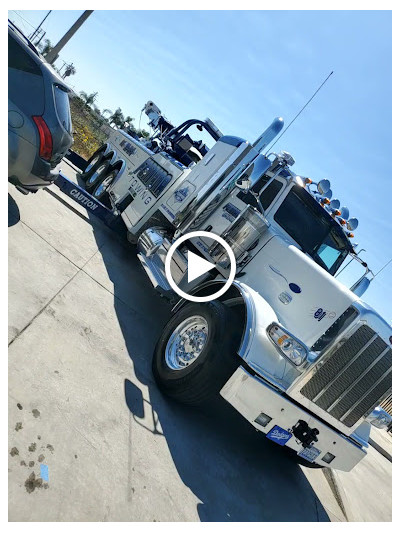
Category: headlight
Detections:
[{"x1": 267, "y1": 323, "x2": 308, "y2": 366}]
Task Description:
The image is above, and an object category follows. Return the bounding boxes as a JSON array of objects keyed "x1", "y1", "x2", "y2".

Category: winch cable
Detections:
[
  {"x1": 138, "y1": 109, "x2": 143, "y2": 132},
  {"x1": 267, "y1": 71, "x2": 334, "y2": 152}
]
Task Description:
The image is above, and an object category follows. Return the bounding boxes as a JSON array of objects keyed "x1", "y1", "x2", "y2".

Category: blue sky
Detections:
[{"x1": 9, "y1": 9, "x2": 392, "y2": 323}]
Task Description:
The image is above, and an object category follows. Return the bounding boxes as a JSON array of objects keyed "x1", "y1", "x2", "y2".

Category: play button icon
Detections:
[
  {"x1": 187, "y1": 250, "x2": 215, "y2": 283},
  {"x1": 165, "y1": 231, "x2": 236, "y2": 303}
]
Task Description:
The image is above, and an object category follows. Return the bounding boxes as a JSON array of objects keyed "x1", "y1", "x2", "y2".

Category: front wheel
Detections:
[{"x1": 152, "y1": 301, "x2": 242, "y2": 406}]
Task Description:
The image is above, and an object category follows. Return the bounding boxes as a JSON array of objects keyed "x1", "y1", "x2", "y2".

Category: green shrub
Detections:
[{"x1": 69, "y1": 96, "x2": 108, "y2": 160}]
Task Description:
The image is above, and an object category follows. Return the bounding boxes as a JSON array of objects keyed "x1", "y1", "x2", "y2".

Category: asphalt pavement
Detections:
[{"x1": 8, "y1": 162, "x2": 392, "y2": 521}]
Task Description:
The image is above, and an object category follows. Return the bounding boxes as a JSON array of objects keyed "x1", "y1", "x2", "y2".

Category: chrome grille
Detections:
[
  {"x1": 301, "y1": 325, "x2": 392, "y2": 427},
  {"x1": 134, "y1": 160, "x2": 172, "y2": 198}
]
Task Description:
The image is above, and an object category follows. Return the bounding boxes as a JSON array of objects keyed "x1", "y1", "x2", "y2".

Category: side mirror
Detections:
[
  {"x1": 235, "y1": 155, "x2": 272, "y2": 192},
  {"x1": 236, "y1": 177, "x2": 252, "y2": 191},
  {"x1": 365, "y1": 406, "x2": 392, "y2": 430},
  {"x1": 350, "y1": 275, "x2": 371, "y2": 297},
  {"x1": 317, "y1": 179, "x2": 331, "y2": 194}
]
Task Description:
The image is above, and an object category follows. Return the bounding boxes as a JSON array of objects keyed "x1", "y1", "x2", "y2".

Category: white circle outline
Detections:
[{"x1": 165, "y1": 231, "x2": 236, "y2": 303}]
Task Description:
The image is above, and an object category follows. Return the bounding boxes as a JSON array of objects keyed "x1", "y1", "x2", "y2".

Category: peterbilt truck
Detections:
[{"x1": 78, "y1": 102, "x2": 392, "y2": 471}]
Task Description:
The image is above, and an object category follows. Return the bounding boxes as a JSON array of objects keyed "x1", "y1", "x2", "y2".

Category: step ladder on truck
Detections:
[{"x1": 53, "y1": 100, "x2": 391, "y2": 472}]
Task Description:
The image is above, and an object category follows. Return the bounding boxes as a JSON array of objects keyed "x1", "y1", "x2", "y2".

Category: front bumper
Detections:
[{"x1": 220, "y1": 366, "x2": 366, "y2": 472}]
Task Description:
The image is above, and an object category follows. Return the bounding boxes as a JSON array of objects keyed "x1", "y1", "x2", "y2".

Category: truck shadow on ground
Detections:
[
  {"x1": 84, "y1": 198, "x2": 329, "y2": 522},
  {"x1": 8, "y1": 192, "x2": 20, "y2": 227}
]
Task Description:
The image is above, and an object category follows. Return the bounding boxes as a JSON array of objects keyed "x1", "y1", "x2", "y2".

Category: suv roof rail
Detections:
[{"x1": 8, "y1": 18, "x2": 41, "y2": 58}]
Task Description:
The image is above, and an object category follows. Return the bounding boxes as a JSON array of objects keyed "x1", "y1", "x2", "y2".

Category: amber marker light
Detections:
[{"x1": 277, "y1": 334, "x2": 289, "y2": 346}]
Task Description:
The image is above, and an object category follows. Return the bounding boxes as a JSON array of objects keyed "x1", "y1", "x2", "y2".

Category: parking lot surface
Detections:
[{"x1": 8, "y1": 163, "x2": 391, "y2": 522}]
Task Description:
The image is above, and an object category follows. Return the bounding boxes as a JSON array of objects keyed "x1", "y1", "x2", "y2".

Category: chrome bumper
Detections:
[{"x1": 220, "y1": 366, "x2": 367, "y2": 472}]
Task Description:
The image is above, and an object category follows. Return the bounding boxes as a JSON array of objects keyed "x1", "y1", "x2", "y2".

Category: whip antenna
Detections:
[{"x1": 268, "y1": 71, "x2": 334, "y2": 151}]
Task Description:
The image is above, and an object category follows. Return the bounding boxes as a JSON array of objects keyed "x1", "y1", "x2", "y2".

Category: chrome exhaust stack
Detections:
[{"x1": 252, "y1": 117, "x2": 284, "y2": 155}]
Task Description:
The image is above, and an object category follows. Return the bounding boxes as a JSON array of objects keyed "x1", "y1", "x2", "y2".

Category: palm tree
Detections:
[
  {"x1": 37, "y1": 38, "x2": 52, "y2": 55},
  {"x1": 123, "y1": 115, "x2": 135, "y2": 130},
  {"x1": 102, "y1": 108, "x2": 112, "y2": 118},
  {"x1": 79, "y1": 91, "x2": 98, "y2": 107},
  {"x1": 62, "y1": 62, "x2": 76, "y2": 79},
  {"x1": 108, "y1": 107, "x2": 125, "y2": 128}
]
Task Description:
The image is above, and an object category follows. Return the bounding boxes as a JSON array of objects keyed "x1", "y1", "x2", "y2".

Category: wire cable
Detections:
[
  {"x1": 10, "y1": 11, "x2": 36, "y2": 30},
  {"x1": 138, "y1": 109, "x2": 143, "y2": 132},
  {"x1": 374, "y1": 259, "x2": 392, "y2": 278},
  {"x1": 268, "y1": 71, "x2": 334, "y2": 151}
]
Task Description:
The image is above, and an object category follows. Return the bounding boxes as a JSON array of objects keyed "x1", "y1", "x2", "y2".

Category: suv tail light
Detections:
[{"x1": 32, "y1": 116, "x2": 53, "y2": 161}]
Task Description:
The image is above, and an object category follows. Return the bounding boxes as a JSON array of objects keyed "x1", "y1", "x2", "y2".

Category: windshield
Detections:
[{"x1": 274, "y1": 185, "x2": 351, "y2": 275}]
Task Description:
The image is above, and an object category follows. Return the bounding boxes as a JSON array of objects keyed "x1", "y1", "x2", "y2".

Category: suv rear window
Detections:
[{"x1": 54, "y1": 86, "x2": 72, "y2": 133}]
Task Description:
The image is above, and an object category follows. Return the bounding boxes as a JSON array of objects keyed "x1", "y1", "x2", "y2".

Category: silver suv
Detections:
[{"x1": 8, "y1": 21, "x2": 73, "y2": 193}]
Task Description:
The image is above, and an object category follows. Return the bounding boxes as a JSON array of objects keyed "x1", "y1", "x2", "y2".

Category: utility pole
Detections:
[
  {"x1": 45, "y1": 10, "x2": 93, "y2": 64},
  {"x1": 29, "y1": 10, "x2": 51, "y2": 41}
]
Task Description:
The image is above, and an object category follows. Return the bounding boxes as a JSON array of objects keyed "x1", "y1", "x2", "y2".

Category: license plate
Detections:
[
  {"x1": 298, "y1": 446, "x2": 321, "y2": 463},
  {"x1": 266, "y1": 425, "x2": 292, "y2": 446}
]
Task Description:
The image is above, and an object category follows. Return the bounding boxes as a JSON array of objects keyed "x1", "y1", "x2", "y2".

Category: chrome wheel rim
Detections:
[
  {"x1": 93, "y1": 171, "x2": 117, "y2": 198},
  {"x1": 85, "y1": 154, "x2": 101, "y2": 173},
  {"x1": 165, "y1": 316, "x2": 208, "y2": 371},
  {"x1": 87, "y1": 163, "x2": 107, "y2": 185}
]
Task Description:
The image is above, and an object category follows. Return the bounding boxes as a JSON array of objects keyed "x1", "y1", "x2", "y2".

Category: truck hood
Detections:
[{"x1": 241, "y1": 235, "x2": 358, "y2": 348}]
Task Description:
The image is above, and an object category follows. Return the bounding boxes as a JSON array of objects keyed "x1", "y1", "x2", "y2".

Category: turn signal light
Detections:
[
  {"x1": 331, "y1": 209, "x2": 341, "y2": 217},
  {"x1": 320, "y1": 198, "x2": 330, "y2": 205},
  {"x1": 322, "y1": 452, "x2": 335, "y2": 464},
  {"x1": 254, "y1": 413, "x2": 272, "y2": 427},
  {"x1": 346, "y1": 232, "x2": 354, "y2": 238},
  {"x1": 304, "y1": 177, "x2": 313, "y2": 184},
  {"x1": 268, "y1": 324, "x2": 308, "y2": 366},
  {"x1": 32, "y1": 116, "x2": 53, "y2": 161}
]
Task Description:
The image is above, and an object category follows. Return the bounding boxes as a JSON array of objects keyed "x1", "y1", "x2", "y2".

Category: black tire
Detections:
[
  {"x1": 152, "y1": 301, "x2": 242, "y2": 406},
  {"x1": 90, "y1": 165, "x2": 120, "y2": 202},
  {"x1": 84, "y1": 159, "x2": 111, "y2": 193},
  {"x1": 80, "y1": 149, "x2": 107, "y2": 182}
]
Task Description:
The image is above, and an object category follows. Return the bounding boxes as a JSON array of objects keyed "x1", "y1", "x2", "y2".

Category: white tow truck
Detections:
[{"x1": 75, "y1": 101, "x2": 392, "y2": 471}]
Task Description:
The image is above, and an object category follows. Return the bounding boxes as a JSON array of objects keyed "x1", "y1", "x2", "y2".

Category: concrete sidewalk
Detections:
[
  {"x1": 369, "y1": 426, "x2": 392, "y2": 462},
  {"x1": 332, "y1": 443, "x2": 392, "y2": 521}
]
